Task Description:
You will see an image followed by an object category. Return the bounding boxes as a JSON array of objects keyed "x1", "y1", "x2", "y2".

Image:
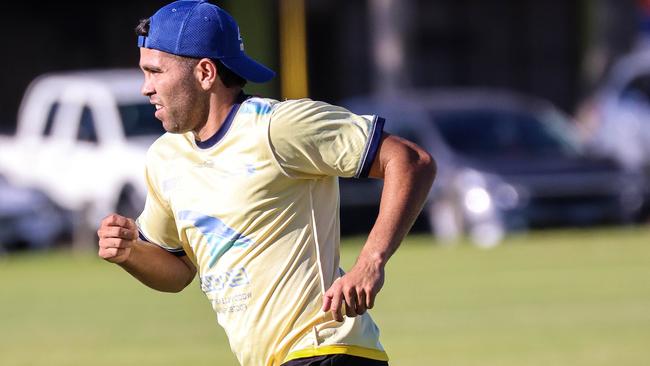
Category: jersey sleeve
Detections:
[
  {"x1": 267, "y1": 98, "x2": 385, "y2": 179},
  {"x1": 136, "y1": 154, "x2": 186, "y2": 257}
]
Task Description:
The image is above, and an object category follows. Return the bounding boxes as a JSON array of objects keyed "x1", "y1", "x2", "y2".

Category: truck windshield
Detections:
[{"x1": 119, "y1": 103, "x2": 166, "y2": 137}]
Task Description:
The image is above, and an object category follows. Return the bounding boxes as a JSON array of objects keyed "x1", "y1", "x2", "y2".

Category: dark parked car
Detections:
[
  {"x1": 341, "y1": 89, "x2": 645, "y2": 246},
  {"x1": 0, "y1": 175, "x2": 72, "y2": 252}
]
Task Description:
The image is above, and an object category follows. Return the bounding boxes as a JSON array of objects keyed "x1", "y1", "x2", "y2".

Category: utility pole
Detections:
[
  {"x1": 369, "y1": 0, "x2": 410, "y2": 94},
  {"x1": 279, "y1": 0, "x2": 309, "y2": 99}
]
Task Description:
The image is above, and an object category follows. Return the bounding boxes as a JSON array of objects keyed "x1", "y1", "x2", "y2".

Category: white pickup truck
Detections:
[{"x1": 0, "y1": 69, "x2": 164, "y2": 234}]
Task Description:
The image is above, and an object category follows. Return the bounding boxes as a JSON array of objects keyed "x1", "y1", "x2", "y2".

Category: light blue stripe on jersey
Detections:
[
  {"x1": 239, "y1": 99, "x2": 272, "y2": 115},
  {"x1": 177, "y1": 210, "x2": 253, "y2": 267}
]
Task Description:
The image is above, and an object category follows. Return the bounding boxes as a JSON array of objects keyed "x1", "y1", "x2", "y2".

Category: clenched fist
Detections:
[{"x1": 97, "y1": 214, "x2": 139, "y2": 264}]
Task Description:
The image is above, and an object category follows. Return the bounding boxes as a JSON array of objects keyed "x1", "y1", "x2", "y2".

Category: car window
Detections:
[
  {"x1": 119, "y1": 103, "x2": 165, "y2": 138},
  {"x1": 620, "y1": 74, "x2": 650, "y2": 103},
  {"x1": 43, "y1": 103, "x2": 59, "y2": 137},
  {"x1": 433, "y1": 109, "x2": 580, "y2": 158},
  {"x1": 77, "y1": 106, "x2": 98, "y2": 143}
]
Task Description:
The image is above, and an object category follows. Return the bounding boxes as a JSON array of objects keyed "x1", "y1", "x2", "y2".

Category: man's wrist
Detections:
[
  {"x1": 116, "y1": 240, "x2": 140, "y2": 267},
  {"x1": 358, "y1": 247, "x2": 389, "y2": 269}
]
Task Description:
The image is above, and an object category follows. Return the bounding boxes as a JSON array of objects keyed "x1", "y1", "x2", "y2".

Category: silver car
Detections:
[
  {"x1": 0, "y1": 175, "x2": 72, "y2": 252},
  {"x1": 341, "y1": 89, "x2": 644, "y2": 246}
]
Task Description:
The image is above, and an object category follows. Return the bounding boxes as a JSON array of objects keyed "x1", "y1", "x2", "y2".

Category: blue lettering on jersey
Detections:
[
  {"x1": 239, "y1": 99, "x2": 272, "y2": 115},
  {"x1": 177, "y1": 210, "x2": 253, "y2": 267},
  {"x1": 201, "y1": 267, "x2": 251, "y2": 293}
]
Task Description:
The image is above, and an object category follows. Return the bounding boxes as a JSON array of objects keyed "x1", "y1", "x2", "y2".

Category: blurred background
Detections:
[
  {"x1": 2, "y1": 0, "x2": 650, "y2": 250},
  {"x1": 0, "y1": 1, "x2": 649, "y2": 365}
]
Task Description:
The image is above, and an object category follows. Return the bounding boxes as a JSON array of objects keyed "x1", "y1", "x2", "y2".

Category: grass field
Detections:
[{"x1": 1, "y1": 227, "x2": 649, "y2": 366}]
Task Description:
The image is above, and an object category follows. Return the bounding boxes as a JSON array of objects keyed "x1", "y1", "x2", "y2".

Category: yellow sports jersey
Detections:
[{"x1": 136, "y1": 95, "x2": 387, "y2": 366}]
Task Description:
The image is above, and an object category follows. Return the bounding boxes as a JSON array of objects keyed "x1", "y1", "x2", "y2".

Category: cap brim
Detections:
[{"x1": 220, "y1": 54, "x2": 275, "y2": 83}]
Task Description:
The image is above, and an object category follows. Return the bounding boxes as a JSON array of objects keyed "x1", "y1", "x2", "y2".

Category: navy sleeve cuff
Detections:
[
  {"x1": 355, "y1": 116, "x2": 385, "y2": 178},
  {"x1": 138, "y1": 230, "x2": 186, "y2": 257}
]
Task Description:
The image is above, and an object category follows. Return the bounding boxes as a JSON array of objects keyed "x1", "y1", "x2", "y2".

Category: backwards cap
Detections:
[{"x1": 138, "y1": 0, "x2": 275, "y2": 83}]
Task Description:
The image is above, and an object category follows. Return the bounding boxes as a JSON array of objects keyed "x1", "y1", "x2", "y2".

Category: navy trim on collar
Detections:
[{"x1": 195, "y1": 93, "x2": 250, "y2": 149}]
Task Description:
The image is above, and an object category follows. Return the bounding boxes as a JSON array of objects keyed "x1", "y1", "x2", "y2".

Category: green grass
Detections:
[{"x1": 1, "y1": 227, "x2": 649, "y2": 365}]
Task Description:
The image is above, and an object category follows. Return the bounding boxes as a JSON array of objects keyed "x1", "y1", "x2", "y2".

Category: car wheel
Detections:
[
  {"x1": 428, "y1": 199, "x2": 463, "y2": 243},
  {"x1": 467, "y1": 219, "x2": 504, "y2": 249}
]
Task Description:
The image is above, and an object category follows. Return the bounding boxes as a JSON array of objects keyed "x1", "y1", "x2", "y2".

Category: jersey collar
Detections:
[{"x1": 195, "y1": 92, "x2": 250, "y2": 149}]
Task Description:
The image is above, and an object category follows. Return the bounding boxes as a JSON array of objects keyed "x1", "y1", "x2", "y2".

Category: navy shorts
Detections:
[{"x1": 281, "y1": 354, "x2": 389, "y2": 366}]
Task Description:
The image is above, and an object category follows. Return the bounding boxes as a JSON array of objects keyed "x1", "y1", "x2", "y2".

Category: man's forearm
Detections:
[
  {"x1": 363, "y1": 137, "x2": 436, "y2": 265},
  {"x1": 119, "y1": 240, "x2": 196, "y2": 293},
  {"x1": 322, "y1": 136, "x2": 434, "y2": 319}
]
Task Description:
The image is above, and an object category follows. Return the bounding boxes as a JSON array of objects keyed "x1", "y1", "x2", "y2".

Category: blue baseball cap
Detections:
[{"x1": 138, "y1": 0, "x2": 275, "y2": 83}]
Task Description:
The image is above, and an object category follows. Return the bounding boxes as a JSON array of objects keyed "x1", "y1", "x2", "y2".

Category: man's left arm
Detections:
[{"x1": 322, "y1": 133, "x2": 436, "y2": 321}]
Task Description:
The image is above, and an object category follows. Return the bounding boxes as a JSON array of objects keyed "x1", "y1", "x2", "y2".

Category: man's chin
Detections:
[{"x1": 160, "y1": 120, "x2": 185, "y2": 134}]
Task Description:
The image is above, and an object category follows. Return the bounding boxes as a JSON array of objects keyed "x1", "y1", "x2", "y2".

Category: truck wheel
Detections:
[
  {"x1": 72, "y1": 202, "x2": 97, "y2": 250},
  {"x1": 116, "y1": 185, "x2": 144, "y2": 219}
]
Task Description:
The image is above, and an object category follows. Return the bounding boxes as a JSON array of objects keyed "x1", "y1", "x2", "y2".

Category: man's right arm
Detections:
[{"x1": 97, "y1": 214, "x2": 196, "y2": 293}]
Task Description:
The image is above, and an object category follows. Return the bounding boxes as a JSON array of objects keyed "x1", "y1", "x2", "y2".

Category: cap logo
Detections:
[{"x1": 237, "y1": 27, "x2": 244, "y2": 51}]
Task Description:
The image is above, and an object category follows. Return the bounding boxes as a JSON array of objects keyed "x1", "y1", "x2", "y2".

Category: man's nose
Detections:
[{"x1": 141, "y1": 79, "x2": 154, "y2": 96}]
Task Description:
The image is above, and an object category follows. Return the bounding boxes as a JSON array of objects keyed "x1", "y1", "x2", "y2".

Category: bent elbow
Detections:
[
  {"x1": 414, "y1": 149, "x2": 437, "y2": 185},
  {"x1": 155, "y1": 271, "x2": 195, "y2": 293},
  {"x1": 160, "y1": 280, "x2": 192, "y2": 293},
  {"x1": 168, "y1": 286, "x2": 188, "y2": 294},
  {"x1": 173, "y1": 273, "x2": 196, "y2": 293}
]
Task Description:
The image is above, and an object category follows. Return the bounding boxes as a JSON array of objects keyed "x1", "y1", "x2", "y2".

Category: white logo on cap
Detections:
[{"x1": 237, "y1": 27, "x2": 244, "y2": 51}]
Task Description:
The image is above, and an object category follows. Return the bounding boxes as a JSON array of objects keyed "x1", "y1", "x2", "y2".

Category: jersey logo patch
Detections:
[{"x1": 177, "y1": 210, "x2": 253, "y2": 267}]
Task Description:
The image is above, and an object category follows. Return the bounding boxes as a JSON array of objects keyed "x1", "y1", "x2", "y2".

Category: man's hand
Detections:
[
  {"x1": 97, "y1": 214, "x2": 139, "y2": 264},
  {"x1": 322, "y1": 257, "x2": 385, "y2": 322},
  {"x1": 320, "y1": 133, "x2": 435, "y2": 322}
]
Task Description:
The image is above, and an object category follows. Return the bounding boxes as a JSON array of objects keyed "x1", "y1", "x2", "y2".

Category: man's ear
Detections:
[{"x1": 195, "y1": 58, "x2": 218, "y2": 90}]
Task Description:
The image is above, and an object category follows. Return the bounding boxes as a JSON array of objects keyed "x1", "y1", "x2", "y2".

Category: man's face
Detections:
[{"x1": 139, "y1": 48, "x2": 209, "y2": 134}]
